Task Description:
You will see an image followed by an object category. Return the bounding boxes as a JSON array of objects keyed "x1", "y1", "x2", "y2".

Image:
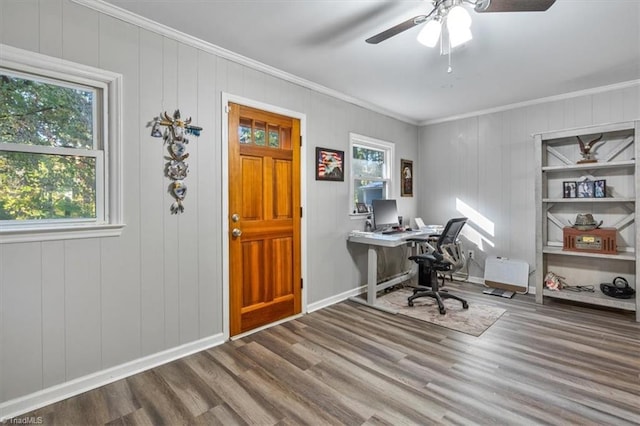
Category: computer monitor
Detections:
[{"x1": 372, "y1": 199, "x2": 400, "y2": 231}]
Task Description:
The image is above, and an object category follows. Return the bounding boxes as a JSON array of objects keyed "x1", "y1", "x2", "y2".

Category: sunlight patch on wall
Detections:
[
  {"x1": 461, "y1": 225, "x2": 495, "y2": 251},
  {"x1": 456, "y1": 198, "x2": 495, "y2": 251}
]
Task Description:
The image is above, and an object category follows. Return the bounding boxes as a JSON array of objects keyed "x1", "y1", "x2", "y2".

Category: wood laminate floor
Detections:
[{"x1": 10, "y1": 281, "x2": 640, "y2": 425}]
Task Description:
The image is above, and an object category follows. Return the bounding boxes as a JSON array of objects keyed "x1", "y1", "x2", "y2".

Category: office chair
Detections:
[{"x1": 407, "y1": 217, "x2": 469, "y2": 314}]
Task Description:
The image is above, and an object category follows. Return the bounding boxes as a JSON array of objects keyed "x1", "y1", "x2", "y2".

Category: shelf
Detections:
[
  {"x1": 543, "y1": 246, "x2": 635, "y2": 261},
  {"x1": 535, "y1": 120, "x2": 638, "y2": 320},
  {"x1": 543, "y1": 198, "x2": 635, "y2": 203},
  {"x1": 543, "y1": 288, "x2": 635, "y2": 311},
  {"x1": 542, "y1": 160, "x2": 635, "y2": 173}
]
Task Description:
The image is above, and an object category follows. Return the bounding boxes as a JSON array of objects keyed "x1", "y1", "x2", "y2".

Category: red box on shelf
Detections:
[{"x1": 562, "y1": 227, "x2": 617, "y2": 254}]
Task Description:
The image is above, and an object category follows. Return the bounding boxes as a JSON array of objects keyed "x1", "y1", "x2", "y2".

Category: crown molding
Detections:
[
  {"x1": 69, "y1": 0, "x2": 418, "y2": 125},
  {"x1": 420, "y1": 79, "x2": 640, "y2": 126}
]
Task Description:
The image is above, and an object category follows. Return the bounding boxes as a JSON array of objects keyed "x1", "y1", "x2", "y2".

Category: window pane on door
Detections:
[
  {"x1": 268, "y1": 124, "x2": 279, "y2": 148},
  {"x1": 239, "y1": 118, "x2": 252, "y2": 144},
  {"x1": 254, "y1": 121, "x2": 266, "y2": 146}
]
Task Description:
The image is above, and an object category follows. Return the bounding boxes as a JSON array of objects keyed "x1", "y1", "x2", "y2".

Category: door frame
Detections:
[{"x1": 221, "y1": 92, "x2": 307, "y2": 340}]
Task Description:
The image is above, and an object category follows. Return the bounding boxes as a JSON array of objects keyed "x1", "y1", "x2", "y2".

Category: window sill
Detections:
[
  {"x1": 0, "y1": 223, "x2": 126, "y2": 244},
  {"x1": 349, "y1": 213, "x2": 370, "y2": 219}
]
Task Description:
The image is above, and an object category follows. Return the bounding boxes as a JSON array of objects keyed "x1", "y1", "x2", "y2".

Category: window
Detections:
[
  {"x1": 349, "y1": 133, "x2": 394, "y2": 214},
  {"x1": 0, "y1": 44, "x2": 123, "y2": 243}
]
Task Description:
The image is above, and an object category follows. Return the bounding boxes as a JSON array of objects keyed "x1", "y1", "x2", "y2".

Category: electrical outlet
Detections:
[{"x1": 468, "y1": 250, "x2": 475, "y2": 260}]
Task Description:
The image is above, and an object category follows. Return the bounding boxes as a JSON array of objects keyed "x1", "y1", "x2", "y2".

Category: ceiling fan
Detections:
[{"x1": 366, "y1": 0, "x2": 557, "y2": 46}]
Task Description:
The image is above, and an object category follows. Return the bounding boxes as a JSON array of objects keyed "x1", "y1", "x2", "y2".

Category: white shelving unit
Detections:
[{"x1": 534, "y1": 120, "x2": 639, "y2": 321}]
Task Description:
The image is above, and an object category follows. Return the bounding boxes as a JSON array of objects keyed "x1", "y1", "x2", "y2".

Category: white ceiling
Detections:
[{"x1": 104, "y1": 0, "x2": 640, "y2": 124}]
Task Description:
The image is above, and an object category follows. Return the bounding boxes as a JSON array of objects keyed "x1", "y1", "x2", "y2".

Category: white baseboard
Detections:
[
  {"x1": 0, "y1": 333, "x2": 225, "y2": 422},
  {"x1": 307, "y1": 285, "x2": 366, "y2": 313},
  {"x1": 460, "y1": 274, "x2": 484, "y2": 285}
]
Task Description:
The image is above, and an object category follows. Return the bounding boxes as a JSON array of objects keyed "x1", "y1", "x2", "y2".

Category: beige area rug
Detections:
[{"x1": 375, "y1": 288, "x2": 506, "y2": 337}]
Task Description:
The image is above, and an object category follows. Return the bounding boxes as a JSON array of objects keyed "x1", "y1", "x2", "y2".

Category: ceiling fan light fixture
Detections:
[
  {"x1": 446, "y1": 5, "x2": 472, "y2": 32},
  {"x1": 449, "y1": 26, "x2": 473, "y2": 47},
  {"x1": 446, "y1": 5, "x2": 472, "y2": 48},
  {"x1": 417, "y1": 18, "x2": 441, "y2": 47}
]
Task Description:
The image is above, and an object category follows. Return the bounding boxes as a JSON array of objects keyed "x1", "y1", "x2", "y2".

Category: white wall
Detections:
[
  {"x1": 418, "y1": 85, "x2": 640, "y2": 284},
  {"x1": 0, "y1": 0, "x2": 419, "y2": 408}
]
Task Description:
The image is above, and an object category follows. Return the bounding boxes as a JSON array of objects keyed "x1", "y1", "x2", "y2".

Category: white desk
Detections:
[{"x1": 347, "y1": 226, "x2": 442, "y2": 309}]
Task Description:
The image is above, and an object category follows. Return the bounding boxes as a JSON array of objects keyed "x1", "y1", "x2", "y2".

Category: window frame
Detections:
[
  {"x1": 0, "y1": 44, "x2": 124, "y2": 243},
  {"x1": 349, "y1": 132, "x2": 395, "y2": 216}
]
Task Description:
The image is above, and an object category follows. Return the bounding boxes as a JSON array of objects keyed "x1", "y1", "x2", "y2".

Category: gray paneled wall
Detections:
[
  {"x1": 2, "y1": 0, "x2": 634, "y2": 409},
  {"x1": 0, "y1": 0, "x2": 418, "y2": 404},
  {"x1": 419, "y1": 85, "x2": 640, "y2": 283}
]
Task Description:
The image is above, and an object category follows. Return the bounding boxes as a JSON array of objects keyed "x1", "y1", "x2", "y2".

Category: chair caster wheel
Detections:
[
  {"x1": 462, "y1": 302, "x2": 469, "y2": 309},
  {"x1": 408, "y1": 300, "x2": 414, "y2": 307}
]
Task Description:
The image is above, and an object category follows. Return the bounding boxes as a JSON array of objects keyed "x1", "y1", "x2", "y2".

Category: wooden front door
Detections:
[{"x1": 228, "y1": 102, "x2": 302, "y2": 336}]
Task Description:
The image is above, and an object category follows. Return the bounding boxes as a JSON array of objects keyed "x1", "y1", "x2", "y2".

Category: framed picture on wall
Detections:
[
  {"x1": 401, "y1": 159, "x2": 413, "y2": 197},
  {"x1": 563, "y1": 181, "x2": 577, "y2": 198},
  {"x1": 315, "y1": 147, "x2": 344, "y2": 181}
]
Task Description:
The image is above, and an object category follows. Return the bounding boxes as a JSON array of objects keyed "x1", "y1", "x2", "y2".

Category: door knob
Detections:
[
  {"x1": 232, "y1": 228, "x2": 242, "y2": 237},
  {"x1": 231, "y1": 213, "x2": 240, "y2": 222}
]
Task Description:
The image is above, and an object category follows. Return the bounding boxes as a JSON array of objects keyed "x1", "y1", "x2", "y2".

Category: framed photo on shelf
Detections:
[
  {"x1": 563, "y1": 181, "x2": 577, "y2": 198},
  {"x1": 594, "y1": 179, "x2": 606, "y2": 198},
  {"x1": 401, "y1": 159, "x2": 413, "y2": 197},
  {"x1": 355, "y1": 202, "x2": 369, "y2": 214},
  {"x1": 577, "y1": 180, "x2": 594, "y2": 198},
  {"x1": 315, "y1": 147, "x2": 344, "y2": 181}
]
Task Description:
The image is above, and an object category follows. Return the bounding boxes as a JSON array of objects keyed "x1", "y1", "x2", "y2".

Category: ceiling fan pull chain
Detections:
[{"x1": 447, "y1": 39, "x2": 453, "y2": 73}]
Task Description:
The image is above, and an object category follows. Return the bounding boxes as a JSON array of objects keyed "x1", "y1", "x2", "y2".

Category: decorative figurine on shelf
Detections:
[
  {"x1": 576, "y1": 133, "x2": 603, "y2": 164},
  {"x1": 149, "y1": 110, "x2": 203, "y2": 214}
]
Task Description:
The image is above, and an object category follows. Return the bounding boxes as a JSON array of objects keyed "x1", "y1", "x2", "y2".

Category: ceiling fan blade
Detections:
[
  {"x1": 474, "y1": 0, "x2": 556, "y2": 13},
  {"x1": 366, "y1": 15, "x2": 427, "y2": 44}
]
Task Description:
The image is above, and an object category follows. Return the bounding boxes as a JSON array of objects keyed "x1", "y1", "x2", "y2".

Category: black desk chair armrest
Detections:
[{"x1": 408, "y1": 253, "x2": 443, "y2": 263}]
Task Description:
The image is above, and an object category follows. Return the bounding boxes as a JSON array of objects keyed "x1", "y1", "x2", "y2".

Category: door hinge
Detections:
[
  {"x1": 224, "y1": 105, "x2": 230, "y2": 113},
  {"x1": 300, "y1": 135, "x2": 302, "y2": 146},
  {"x1": 300, "y1": 278, "x2": 303, "y2": 289},
  {"x1": 300, "y1": 206, "x2": 303, "y2": 218}
]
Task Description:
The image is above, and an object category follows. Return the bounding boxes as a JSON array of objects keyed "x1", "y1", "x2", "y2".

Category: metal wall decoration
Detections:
[{"x1": 150, "y1": 110, "x2": 203, "y2": 214}]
